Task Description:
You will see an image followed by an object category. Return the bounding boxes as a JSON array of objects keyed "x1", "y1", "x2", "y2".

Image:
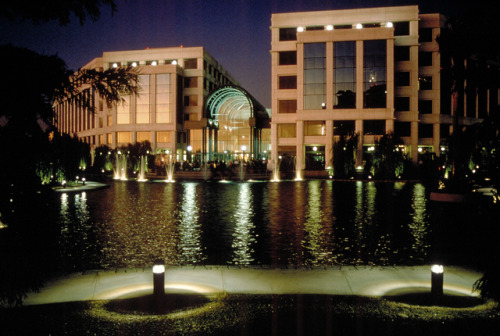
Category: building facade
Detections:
[
  {"x1": 270, "y1": 5, "x2": 492, "y2": 177},
  {"x1": 54, "y1": 46, "x2": 269, "y2": 163}
]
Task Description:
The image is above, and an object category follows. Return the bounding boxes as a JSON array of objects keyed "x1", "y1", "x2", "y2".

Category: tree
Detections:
[{"x1": 0, "y1": 0, "x2": 117, "y2": 26}]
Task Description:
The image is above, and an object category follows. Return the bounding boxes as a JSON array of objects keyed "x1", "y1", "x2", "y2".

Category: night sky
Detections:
[{"x1": 0, "y1": 0, "x2": 476, "y2": 107}]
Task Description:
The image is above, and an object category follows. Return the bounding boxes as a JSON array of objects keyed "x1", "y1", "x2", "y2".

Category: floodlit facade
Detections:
[
  {"x1": 270, "y1": 5, "x2": 493, "y2": 175},
  {"x1": 54, "y1": 46, "x2": 269, "y2": 163}
]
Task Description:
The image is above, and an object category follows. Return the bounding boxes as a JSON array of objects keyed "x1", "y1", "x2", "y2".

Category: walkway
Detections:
[{"x1": 23, "y1": 265, "x2": 481, "y2": 305}]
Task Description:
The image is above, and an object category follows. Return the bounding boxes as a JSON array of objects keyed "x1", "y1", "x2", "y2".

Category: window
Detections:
[
  {"x1": 184, "y1": 58, "x2": 197, "y2": 69},
  {"x1": 419, "y1": 100, "x2": 432, "y2": 114},
  {"x1": 304, "y1": 43, "x2": 326, "y2": 109},
  {"x1": 440, "y1": 124, "x2": 450, "y2": 138},
  {"x1": 279, "y1": 51, "x2": 297, "y2": 65},
  {"x1": 364, "y1": 120, "x2": 385, "y2": 135},
  {"x1": 419, "y1": 76, "x2": 432, "y2": 90},
  {"x1": 395, "y1": 122, "x2": 411, "y2": 137},
  {"x1": 156, "y1": 74, "x2": 171, "y2": 123},
  {"x1": 395, "y1": 46, "x2": 410, "y2": 62},
  {"x1": 395, "y1": 72, "x2": 410, "y2": 86},
  {"x1": 334, "y1": 120, "x2": 355, "y2": 135},
  {"x1": 418, "y1": 124, "x2": 433, "y2": 138},
  {"x1": 395, "y1": 97, "x2": 410, "y2": 111},
  {"x1": 184, "y1": 95, "x2": 198, "y2": 106},
  {"x1": 394, "y1": 22, "x2": 410, "y2": 36},
  {"x1": 136, "y1": 75, "x2": 150, "y2": 124},
  {"x1": 279, "y1": 28, "x2": 297, "y2": 41},
  {"x1": 419, "y1": 28, "x2": 433, "y2": 42},
  {"x1": 184, "y1": 77, "x2": 198, "y2": 88},
  {"x1": 107, "y1": 133, "x2": 113, "y2": 144},
  {"x1": 305, "y1": 121, "x2": 325, "y2": 136},
  {"x1": 419, "y1": 52, "x2": 432, "y2": 66},
  {"x1": 278, "y1": 100, "x2": 297, "y2": 113},
  {"x1": 157, "y1": 131, "x2": 172, "y2": 143},
  {"x1": 117, "y1": 131, "x2": 131, "y2": 143},
  {"x1": 278, "y1": 76, "x2": 297, "y2": 89},
  {"x1": 334, "y1": 24, "x2": 352, "y2": 30},
  {"x1": 117, "y1": 96, "x2": 130, "y2": 124},
  {"x1": 136, "y1": 131, "x2": 151, "y2": 142},
  {"x1": 107, "y1": 115, "x2": 112, "y2": 126},
  {"x1": 278, "y1": 124, "x2": 296, "y2": 138},
  {"x1": 364, "y1": 40, "x2": 387, "y2": 108},
  {"x1": 334, "y1": 41, "x2": 356, "y2": 108}
]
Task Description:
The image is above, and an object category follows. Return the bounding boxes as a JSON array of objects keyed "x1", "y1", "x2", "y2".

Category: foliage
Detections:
[
  {"x1": 333, "y1": 133, "x2": 358, "y2": 178},
  {"x1": 0, "y1": 0, "x2": 117, "y2": 26},
  {"x1": 372, "y1": 133, "x2": 407, "y2": 179}
]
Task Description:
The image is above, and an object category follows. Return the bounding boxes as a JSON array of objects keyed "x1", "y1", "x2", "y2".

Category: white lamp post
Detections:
[{"x1": 431, "y1": 264, "x2": 444, "y2": 299}]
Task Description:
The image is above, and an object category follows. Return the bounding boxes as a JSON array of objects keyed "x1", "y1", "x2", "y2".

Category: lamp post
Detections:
[
  {"x1": 153, "y1": 260, "x2": 165, "y2": 297},
  {"x1": 431, "y1": 264, "x2": 444, "y2": 300},
  {"x1": 241, "y1": 145, "x2": 247, "y2": 162},
  {"x1": 187, "y1": 145, "x2": 193, "y2": 163}
]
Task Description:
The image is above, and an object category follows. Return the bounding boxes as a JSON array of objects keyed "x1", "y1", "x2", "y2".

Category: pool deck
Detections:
[{"x1": 22, "y1": 265, "x2": 482, "y2": 306}]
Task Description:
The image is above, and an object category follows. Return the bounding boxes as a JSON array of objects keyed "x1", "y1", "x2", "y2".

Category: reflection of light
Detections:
[
  {"x1": 179, "y1": 183, "x2": 205, "y2": 263},
  {"x1": 232, "y1": 183, "x2": 255, "y2": 264}
]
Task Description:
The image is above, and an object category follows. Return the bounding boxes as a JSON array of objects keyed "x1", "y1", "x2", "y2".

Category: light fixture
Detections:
[
  {"x1": 153, "y1": 260, "x2": 165, "y2": 297},
  {"x1": 151, "y1": 61, "x2": 158, "y2": 66},
  {"x1": 172, "y1": 60, "x2": 178, "y2": 65},
  {"x1": 313, "y1": 146, "x2": 318, "y2": 151},
  {"x1": 131, "y1": 62, "x2": 137, "y2": 67},
  {"x1": 356, "y1": 23, "x2": 363, "y2": 29},
  {"x1": 386, "y1": 22, "x2": 393, "y2": 28},
  {"x1": 297, "y1": 26, "x2": 304, "y2": 32},
  {"x1": 112, "y1": 63, "x2": 118, "y2": 68},
  {"x1": 431, "y1": 264, "x2": 444, "y2": 299},
  {"x1": 325, "y1": 25, "x2": 333, "y2": 31}
]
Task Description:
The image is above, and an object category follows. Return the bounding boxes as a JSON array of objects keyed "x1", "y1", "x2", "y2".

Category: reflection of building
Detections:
[
  {"x1": 54, "y1": 46, "x2": 269, "y2": 163},
  {"x1": 270, "y1": 6, "x2": 494, "y2": 174}
]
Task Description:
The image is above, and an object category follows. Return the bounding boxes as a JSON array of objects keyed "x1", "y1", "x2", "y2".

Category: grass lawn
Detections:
[{"x1": 1, "y1": 294, "x2": 499, "y2": 335}]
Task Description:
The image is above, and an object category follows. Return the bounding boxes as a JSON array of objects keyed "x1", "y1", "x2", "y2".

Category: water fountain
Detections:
[
  {"x1": 238, "y1": 162, "x2": 245, "y2": 181},
  {"x1": 201, "y1": 163, "x2": 211, "y2": 181},
  {"x1": 165, "y1": 155, "x2": 175, "y2": 182},
  {"x1": 114, "y1": 153, "x2": 127, "y2": 180},
  {"x1": 271, "y1": 157, "x2": 281, "y2": 182},
  {"x1": 137, "y1": 155, "x2": 147, "y2": 181}
]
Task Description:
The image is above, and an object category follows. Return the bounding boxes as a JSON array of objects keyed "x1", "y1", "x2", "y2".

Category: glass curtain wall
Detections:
[
  {"x1": 334, "y1": 41, "x2": 356, "y2": 108},
  {"x1": 304, "y1": 43, "x2": 326, "y2": 110},
  {"x1": 363, "y1": 40, "x2": 387, "y2": 108}
]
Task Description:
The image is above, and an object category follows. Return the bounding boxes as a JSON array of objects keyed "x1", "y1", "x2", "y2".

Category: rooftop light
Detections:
[
  {"x1": 386, "y1": 22, "x2": 393, "y2": 28},
  {"x1": 325, "y1": 25, "x2": 334, "y2": 31},
  {"x1": 356, "y1": 23, "x2": 363, "y2": 29},
  {"x1": 297, "y1": 26, "x2": 304, "y2": 32}
]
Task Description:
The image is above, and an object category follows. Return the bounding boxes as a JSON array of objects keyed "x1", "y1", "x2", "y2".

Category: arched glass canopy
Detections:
[{"x1": 203, "y1": 85, "x2": 270, "y2": 162}]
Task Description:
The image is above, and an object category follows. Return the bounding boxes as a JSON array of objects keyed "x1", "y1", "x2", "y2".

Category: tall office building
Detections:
[{"x1": 270, "y1": 5, "x2": 494, "y2": 177}]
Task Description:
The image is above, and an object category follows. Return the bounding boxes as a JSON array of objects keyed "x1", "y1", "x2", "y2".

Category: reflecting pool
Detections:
[{"x1": 54, "y1": 180, "x2": 453, "y2": 270}]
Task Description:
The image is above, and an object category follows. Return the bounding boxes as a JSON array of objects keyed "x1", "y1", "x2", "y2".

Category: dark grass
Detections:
[{"x1": 1, "y1": 294, "x2": 499, "y2": 336}]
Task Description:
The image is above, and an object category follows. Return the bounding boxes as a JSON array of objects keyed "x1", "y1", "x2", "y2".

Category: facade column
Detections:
[
  {"x1": 325, "y1": 120, "x2": 334, "y2": 168},
  {"x1": 411, "y1": 121, "x2": 419, "y2": 163}
]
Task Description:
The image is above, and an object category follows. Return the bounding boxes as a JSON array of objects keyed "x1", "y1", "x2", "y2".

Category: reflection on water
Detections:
[{"x1": 55, "y1": 180, "x2": 434, "y2": 270}]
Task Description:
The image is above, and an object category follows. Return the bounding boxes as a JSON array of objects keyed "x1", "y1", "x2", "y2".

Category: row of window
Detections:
[
  {"x1": 277, "y1": 120, "x2": 445, "y2": 138},
  {"x1": 279, "y1": 26, "x2": 434, "y2": 42},
  {"x1": 109, "y1": 58, "x2": 197, "y2": 69}
]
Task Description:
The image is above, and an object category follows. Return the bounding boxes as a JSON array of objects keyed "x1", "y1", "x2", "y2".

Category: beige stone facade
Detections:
[
  {"x1": 54, "y1": 46, "x2": 239, "y2": 161},
  {"x1": 270, "y1": 5, "x2": 487, "y2": 176}
]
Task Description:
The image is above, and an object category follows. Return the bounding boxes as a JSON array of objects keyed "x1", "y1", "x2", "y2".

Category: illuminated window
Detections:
[
  {"x1": 278, "y1": 124, "x2": 296, "y2": 138},
  {"x1": 136, "y1": 131, "x2": 151, "y2": 142},
  {"x1": 107, "y1": 115, "x2": 112, "y2": 126},
  {"x1": 136, "y1": 75, "x2": 150, "y2": 124},
  {"x1": 278, "y1": 100, "x2": 297, "y2": 113},
  {"x1": 156, "y1": 131, "x2": 172, "y2": 143},
  {"x1": 156, "y1": 74, "x2": 171, "y2": 123},
  {"x1": 189, "y1": 129, "x2": 203, "y2": 152},
  {"x1": 117, "y1": 131, "x2": 131, "y2": 143},
  {"x1": 117, "y1": 96, "x2": 130, "y2": 124},
  {"x1": 99, "y1": 134, "x2": 104, "y2": 145},
  {"x1": 305, "y1": 121, "x2": 325, "y2": 136}
]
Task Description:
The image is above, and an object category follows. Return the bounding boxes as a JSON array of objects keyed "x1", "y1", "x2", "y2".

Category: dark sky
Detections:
[{"x1": 0, "y1": 0, "x2": 477, "y2": 107}]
